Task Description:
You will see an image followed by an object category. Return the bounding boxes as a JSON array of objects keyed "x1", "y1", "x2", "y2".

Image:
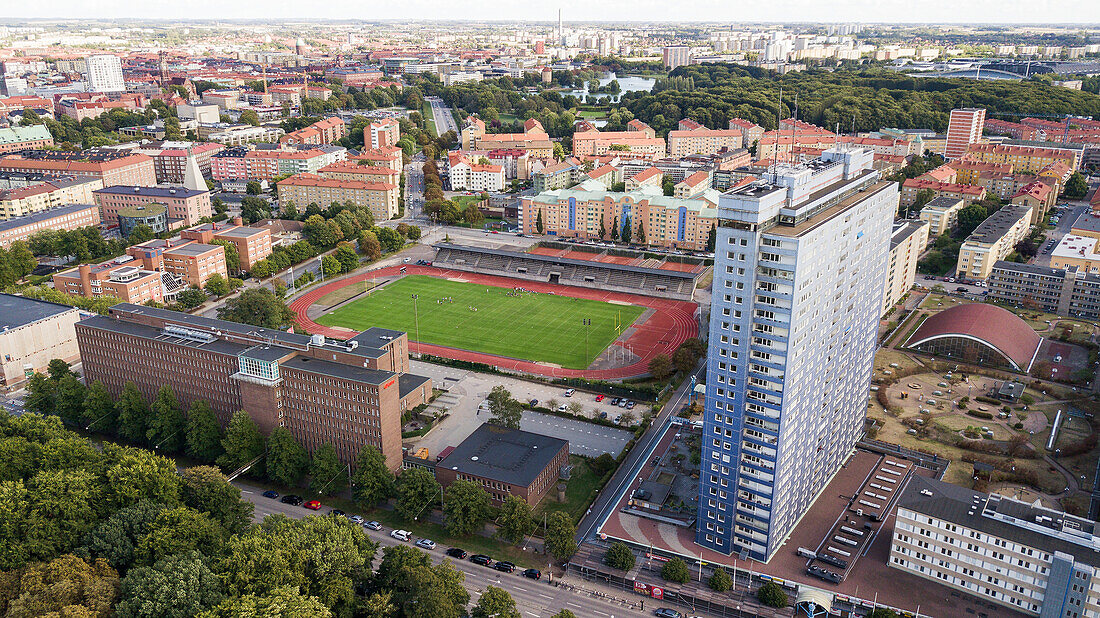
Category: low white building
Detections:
[{"x1": 448, "y1": 154, "x2": 505, "y2": 192}]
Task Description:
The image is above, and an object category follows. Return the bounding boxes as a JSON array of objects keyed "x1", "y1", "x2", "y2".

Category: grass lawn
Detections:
[
  {"x1": 316, "y1": 275, "x2": 644, "y2": 369},
  {"x1": 316, "y1": 280, "x2": 379, "y2": 307},
  {"x1": 421, "y1": 102, "x2": 438, "y2": 137},
  {"x1": 452, "y1": 195, "x2": 484, "y2": 211},
  {"x1": 534, "y1": 455, "x2": 603, "y2": 522}
]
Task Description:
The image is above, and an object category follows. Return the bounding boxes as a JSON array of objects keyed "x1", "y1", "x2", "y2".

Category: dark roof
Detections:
[
  {"x1": 890, "y1": 220, "x2": 927, "y2": 249},
  {"x1": 240, "y1": 344, "x2": 294, "y2": 362},
  {"x1": 907, "y1": 303, "x2": 1042, "y2": 371},
  {"x1": 77, "y1": 314, "x2": 248, "y2": 357},
  {"x1": 280, "y1": 355, "x2": 394, "y2": 386},
  {"x1": 992, "y1": 260, "x2": 1067, "y2": 278},
  {"x1": 0, "y1": 293, "x2": 78, "y2": 330},
  {"x1": 0, "y1": 203, "x2": 98, "y2": 233},
  {"x1": 93, "y1": 185, "x2": 207, "y2": 198},
  {"x1": 398, "y1": 373, "x2": 432, "y2": 399},
  {"x1": 966, "y1": 205, "x2": 1032, "y2": 244},
  {"x1": 109, "y1": 303, "x2": 316, "y2": 349},
  {"x1": 899, "y1": 476, "x2": 1100, "y2": 567},
  {"x1": 349, "y1": 327, "x2": 406, "y2": 349},
  {"x1": 434, "y1": 243, "x2": 698, "y2": 280},
  {"x1": 440, "y1": 423, "x2": 568, "y2": 487}
]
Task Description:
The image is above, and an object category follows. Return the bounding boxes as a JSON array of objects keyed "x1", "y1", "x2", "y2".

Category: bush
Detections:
[
  {"x1": 966, "y1": 410, "x2": 994, "y2": 420},
  {"x1": 757, "y1": 581, "x2": 788, "y2": 608},
  {"x1": 661, "y1": 557, "x2": 690, "y2": 584},
  {"x1": 588, "y1": 453, "x2": 616, "y2": 477},
  {"x1": 975, "y1": 396, "x2": 1001, "y2": 405},
  {"x1": 708, "y1": 567, "x2": 732, "y2": 592},
  {"x1": 605, "y1": 542, "x2": 636, "y2": 571}
]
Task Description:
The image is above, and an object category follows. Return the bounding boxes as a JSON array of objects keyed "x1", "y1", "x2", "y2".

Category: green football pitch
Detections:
[{"x1": 315, "y1": 275, "x2": 645, "y2": 369}]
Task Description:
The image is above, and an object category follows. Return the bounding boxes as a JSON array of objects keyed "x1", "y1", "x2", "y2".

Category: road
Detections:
[
  {"x1": 426, "y1": 96, "x2": 460, "y2": 136},
  {"x1": 1032, "y1": 200, "x2": 1089, "y2": 268},
  {"x1": 235, "y1": 480, "x2": 665, "y2": 618}
]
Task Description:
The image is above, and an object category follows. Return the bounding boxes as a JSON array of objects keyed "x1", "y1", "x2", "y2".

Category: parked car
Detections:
[
  {"x1": 446, "y1": 548, "x2": 468, "y2": 559},
  {"x1": 330, "y1": 509, "x2": 346, "y2": 517},
  {"x1": 390, "y1": 529, "x2": 411, "y2": 541},
  {"x1": 654, "y1": 609, "x2": 683, "y2": 618},
  {"x1": 610, "y1": 397, "x2": 621, "y2": 405},
  {"x1": 618, "y1": 399, "x2": 629, "y2": 408},
  {"x1": 493, "y1": 561, "x2": 516, "y2": 573},
  {"x1": 470, "y1": 554, "x2": 493, "y2": 566},
  {"x1": 364, "y1": 521, "x2": 383, "y2": 530},
  {"x1": 595, "y1": 394, "x2": 605, "y2": 402},
  {"x1": 556, "y1": 404, "x2": 568, "y2": 412},
  {"x1": 564, "y1": 389, "x2": 575, "y2": 397},
  {"x1": 415, "y1": 538, "x2": 437, "y2": 550},
  {"x1": 599, "y1": 411, "x2": 608, "y2": 419},
  {"x1": 347, "y1": 515, "x2": 364, "y2": 525},
  {"x1": 280, "y1": 494, "x2": 303, "y2": 506},
  {"x1": 626, "y1": 401, "x2": 636, "y2": 409},
  {"x1": 303, "y1": 500, "x2": 322, "y2": 510},
  {"x1": 522, "y1": 568, "x2": 541, "y2": 580},
  {"x1": 262, "y1": 490, "x2": 279, "y2": 499},
  {"x1": 528, "y1": 399, "x2": 539, "y2": 407}
]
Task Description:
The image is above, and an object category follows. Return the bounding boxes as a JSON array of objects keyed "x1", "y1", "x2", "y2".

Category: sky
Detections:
[{"x1": 4, "y1": 0, "x2": 1099, "y2": 25}]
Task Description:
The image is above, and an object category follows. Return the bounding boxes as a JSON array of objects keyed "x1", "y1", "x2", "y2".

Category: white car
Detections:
[
  {"x1": 415, "y1": 538, "x2": 436, "y2": 550},
  {"x1": 347, "y1": 515, "x2": 364, "y2": 525},
  {"x1": 563, "y1": 389, "x2": 575, "y2": 397},
  {"x1": 364, "y1": 520, "x2": 382, "y2": 530},
  {"x1": 390, "y1": 529, "x2": 411, "y2": 541}
]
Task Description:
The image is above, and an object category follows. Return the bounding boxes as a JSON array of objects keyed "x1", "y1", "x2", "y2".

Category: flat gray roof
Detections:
[
  {"x1": 280, "y1": 355, "x2": 395, "y2": 386},
  {"x1": 441, "y1": 423, "x2": 568, "y2": 487},
  {"x1": 78, "y1": 314, "x2": 249, "y2": 357},
  {"x1": 966, "y1": 205, "x2": 1032, "y2": 245},
  {"x1": 0, "y1": 293, "x2": 78, "y2": 330}
]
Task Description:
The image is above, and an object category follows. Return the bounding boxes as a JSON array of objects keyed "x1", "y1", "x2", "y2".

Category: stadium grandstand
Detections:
[{"x1": 431, "y1": 242, "x2": 708, "y2": 301}]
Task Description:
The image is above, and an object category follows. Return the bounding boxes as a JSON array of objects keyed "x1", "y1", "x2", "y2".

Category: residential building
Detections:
[
  {"x1": 663, "y1": 46, "x2": 690, "y2": 70},
  {"x1": 989, "y1": 261, "x2": 1100, "y2": 319},
  {"x1": 317, "y1": 160, "x2": 402, "y2": 185},
  {"x1": 368, "y1": 119, "x2": 400, "y2": 149},
  {"x1": 1012, "y1": 181, "x2": 1057, "y2": 224},
  {"x1": 0, "y1": 174, "x2": 103, "y2": 220},
  {"x1": 956, "y1": 204, "x2": 1034, "y2": 280},
  {"x1": 573, "y1": 123, "x2": 666, "y2": 160},
  {"x1": 205, "y1": 124, "x2": 286, "y2": 146},
  {"x1": 964, "y1": 143, "x2": 1081, "y2": 174},
  {"x1": 950, "y1": 159, "x2": 1014, "y2": 185},
  {"x1": 461, "y1": 117, "x2": 554, "y2": 158},
  {"x1": 944, "y1": 108, "x2": 986, "y2": 159},
  {"x1": 181, "y1": 220, "x2": 273, "y2": 271},
  {"x1": 56, "y1": 92, "x2": 146, "y2": 122},
  {"x1": 586, "y1": 164, "x2": 622, "y2": 189},
  {"x1": 697, "y1": 147, "x2": 897, "y2": 561},
  {"x1": 0, "y1": 293, "x2": 81, "y2": 388},
  {"x1": 75, "y1": 304, "x2": 432, "y2": 468},
  {"x1": 891, "y1": 475, "x2": 1100, "y2": 618},
  {"x1": 984, "y1": 118, "x2": 1041, "y2": 141},
  {"x1": 0, "y1": 149, "x2": 156, "y2": 187},
  {"x1": 918, "y1": 196, "x2": 966, "y2": 238},
  {"x1": 94, "y1": 185, "x2": 211, "y2": 226},
  {"x1": 433, "y1": 423, "x2": 569, "y2": 506},
  {"x1": 349, "y1": 146, "x2": 403, "y2": 173},
  {"x1": 210, "y1": 146, "x2": 347, "y2": 182},
  {"x1": 127, "y1": 141, "x2": 225, "y2": 184},
  {"x1": 883, "y1": 220, "x2": 930, "y2": 313},
  {"x1": 675, "y1": 171, "x2": 711, "y2": 199},
  {"x1": 84, "y1": 54, "x2": 124, "y2": 92},
  {"x1": 532, "y1": 159, "x2": 580, "y2": 192},
  {"x1": 625, "y1": 167, "x2": 663, "y2": 191},
  {"x1": 447, "y1": 153, "x2": 505, "y2": 192},
  {"x1": 728, "y1": 118, "x2": 765, "y2": 150},
  {"x1": 900, "y1": 177, "x2": 986, "y2": 209},
  {"x1": 202, "y1": 90, "x2": 242, "y2": 110},
  {"x1": 279, "y1": 117, "x2": 348, "y2": 146},
  {"x1": 276, "y1": 173, "x2": 398, "y2": 222},
  {"x1": 668, "y1": 128, "x2": 744, "y2": 158},
  {"x1": 0, "y1": 203, "x2": 100, "y2": 248},
  {"x1": 0, "y1": 125, "x2": 53, "y2": 154},
  {"x1": 975, "y1": 172, "x2": 1044, "y2": 202}
]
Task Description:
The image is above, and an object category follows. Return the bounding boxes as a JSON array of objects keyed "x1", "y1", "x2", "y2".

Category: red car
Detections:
[
  {"x1": 595, "y1": 394, "x2": 605, "y2": 402},
  {"x1": 303, "y1": 500, "x2": 322, "y2": 510}
]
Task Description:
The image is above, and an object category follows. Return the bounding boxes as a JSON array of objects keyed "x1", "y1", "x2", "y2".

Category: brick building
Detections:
[
  {"x1": 280, "y1": 117, "x2": 348, "y2": 146},
  {"x1": 94, "y1": 185, "x2": 211, "y2": 226},
  {"x1": 368, "y1": 119, "x2": 400, "y2": 149},
  {"x1": 0, "y1": 174, "x2": 103, "y2": 220},
  {"x1": 0, "y1": 125, "x2": 53, "y2": 154},
  {"x1": 181, "y1": 220, "x2": 273, "y2": 270},
  {"x1": 76, "y1": 304, "x2": 432, "y2": 468},
  {"x1": 0, "y1": 149, "x2": 157, "y2": 187},
  {"x1": 276, "y1": 173, "x2": 399, "y2": 221}
]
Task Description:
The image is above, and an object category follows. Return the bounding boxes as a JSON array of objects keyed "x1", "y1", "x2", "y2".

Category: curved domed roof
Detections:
[{"x1": 907, "y1": 303, "x2": 1042, "y2": 371}]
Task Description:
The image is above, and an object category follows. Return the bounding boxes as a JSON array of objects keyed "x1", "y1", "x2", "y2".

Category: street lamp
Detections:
[{"x1": 411, "y1": 294, "x2": 420, "y2": 356}]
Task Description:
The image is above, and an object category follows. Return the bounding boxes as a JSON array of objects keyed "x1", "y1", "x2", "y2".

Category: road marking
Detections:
[
  {"x1": 538, "y1": 593, "x2": 553, "y2": 599},
  {"x1": 513, "y1": 586, "x2": 527, "y2": 592},
  {"x1": 566, "y1": 602, "x2": 583, "y2": 608}
]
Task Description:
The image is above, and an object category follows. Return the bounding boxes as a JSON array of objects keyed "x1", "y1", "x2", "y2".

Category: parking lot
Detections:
[{"x1": 407, "y1": 360, "x2": 638, "y2": 459}]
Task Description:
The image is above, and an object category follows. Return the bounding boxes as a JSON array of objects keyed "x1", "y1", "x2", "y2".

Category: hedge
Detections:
[{"x1": 966, "y1": 410, "x2": 994, "y2": 420}]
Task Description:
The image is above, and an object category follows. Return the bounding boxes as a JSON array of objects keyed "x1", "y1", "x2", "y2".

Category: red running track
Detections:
[{"x1": 288, "y1": 265, "x2": 699, "y2": 380}]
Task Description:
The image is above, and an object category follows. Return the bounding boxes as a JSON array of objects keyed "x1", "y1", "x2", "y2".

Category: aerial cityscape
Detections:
[{"x1": 3, "y1": 13, "x2": 1100, "y2": 618}]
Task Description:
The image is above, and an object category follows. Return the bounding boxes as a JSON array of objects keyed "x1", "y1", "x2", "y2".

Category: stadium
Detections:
[{"x1": 289, "y1": 242, "x2": 706, "y2": 379}]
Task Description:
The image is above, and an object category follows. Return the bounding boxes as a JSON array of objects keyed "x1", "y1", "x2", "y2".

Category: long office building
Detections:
[
  {"x1": 76, "y1": 304, "x2": 432, "y2": 468},
  {"x1": 697, "y1": 146, "x2": 898, "y2": 561},
  {"x1": 891, "y1": 475, "x2": 1100, "y2": 618},
  {"x1": 989, "y1": 261, "x2": 1100, "y2": 319},
  {"x1": 0, "y1": 203, "x2": 101, "y2": 248},
  {"x1": 0, "y1": 149, "x2": 156, "y2": 187}
]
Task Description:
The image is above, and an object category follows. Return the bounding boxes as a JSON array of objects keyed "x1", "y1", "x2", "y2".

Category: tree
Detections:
[
  {"x1": 588, "y1": 452, "x2": 616, "y2": 477},
  {"x1": 179, "y1": 466, "x2": 253, "y2": 535},
  {"x1": 147, "y1": 385, "x2": 185, "y2": 453},
  {"x1": 497, "y1": 495, "x2": 536, "y2": 544},
  {"x1": 757, "y1": 581, "x2": 788, "y2": 607},
  {"x1": 115, "y1": 551, "x2": 224, "y2": 618},
  {"x1": 321, "y1": 254, "x2": 341, "y2": 279},
  {"x1": 266, "y1": 427, "x2": 310, "y2": 487},
  {"x1": 912, "y1": 188, "x2": 936, "y2": 213},
  {"x1": 205, "y1": 273, "x2": 230, "y2": 297},
  {"x1": 375, "y1": 227, "x2": 403, "y2": 252},
  {"x1": 6, "y1": 241, "x2": 36, "y2": 278},
  {"x1": 217, "y1": 410, "x2": 265, "y2": 476},
  {"x1": 129, "y1": 224, "x2": 155, "y2": 244},
  {"x1": 536, "y1": 209, "x2": 544, "y2": 234},
  {"x1": 955, "y1": 203, "x2": 989, "y2": 237},
  {"x1": 309, "y1": 443, "x2": 347, "y2": 496},
  {"x1": 866, "y1": 609, "x2": 900, "y2": 618},
  {"x1": 605, "y1": 541, "x2": 636, "y2": 571},
  {"x1": 55, "y1": 372, "x2": 87, "y2": 425},
  {"x1": 84, "y1": 380, "x2": 116, "y2": 433},
  {"x1": 99, "y1": 442, "x2": 181, "y2": 512},
  {"x1": 115, "y1": 382, "x2": 150, "y2": 444},
  {"x1": 199, "y1": 587, "x2": 332, "y2": 618},
  {"x1": 217, "y1": 288, "x2": 294, "y2": 329},
  {"x1": 486, "y1": 384, "x2": 523, "y2": 429},
  {"x1": 395, "y1": 466, "x2": 440, "y2": 520},
  {"x1": 621, "y1": 216, "x2": 633, "y2": 243},
  {"x1": 405, "y1": 225, "x2": 422, "y2": 241},
  {"x1": 550, "y1": 612, "x2": 577, "y2": 618},
  {"x1": 708, "y1": 567, "x2": 732, "y2": 592},
  {"x1": 471, "y1": 586, "x2": 520, "y2": 618},
  {"x1": 185, "y1": 401, "x2": 223, "y2": 463},
  {"x1": 358, "y1": 229, "x2": 382, "y2": 261},
  {"x1": 661, "y1": 557, "x2": 690, "y2": 584},
  {"x1": 239, "y1": 110, "x2": 260, "y2": 126},
  {"x1": 23, "y1": 372, "x2": 56, "y2": 416},
  {"x1": 1064, "y1": 171, "x2": 1088, "y2": 199},
  {"x1": 351, "y1": 444, "x2": 395, "y2": 508},
  {"x1": 334, "y1": 244, "x2": 359, "y2": 272},
  {"x1": 79, "y1": 500, "x2": 166, "y2": 572},
  {"x1": 390, "y1": 559, "x2": 468, "y2": 618},
  {"x1": 544, "y1": 511, "x2": 577, "y2": 561},
  {"x1": 648, "y1": 353, "x2": 674, "y2": 379},
  {"x1": 175, "y1": 286, "x2": 207, "y2": 310},
  {"x1": 245, "y1": 180, "x2": 263, "y2": 195},
  {"x1": 135, "y1": 506, "x2": 225, "y2": 566},
  {"x1": 0, "y1": 554, "x2": 119, "y2": 617},
  {"x1": 707, "y1": 227, "x2": 717, "y2": 252},
  {"x1": 442, "y1": 479, "x2": 491, "y2": 536}
]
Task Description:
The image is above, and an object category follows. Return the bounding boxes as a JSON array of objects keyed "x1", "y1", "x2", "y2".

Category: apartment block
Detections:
[
  {"x1": 728, "y1": 118, "x2": 765, "y2": 149},
  {"x1": 447, "y1": 153, "x2": 505, "y2": 192},
  {"x1": 697, "y1": 147, "x2": 897, "y2": 561},
  {"x1": 129, "y1": 141, "x2": 225, "y2": 184},
  {"x1": 0, "y1": 174, "x2": 103, "y2": 220},
  {"x1": 667, "y1": 128, "x2": 744, "y2": 158},
  {"x1": 56, "y1": 93, "x2": 146, "y2": 122},
  {"x1": 181, "y1": 221, "x2": 273, "y2": 271},
  {"x1": 317, "y1": 160, "x2": 402, "y2": 185},
  {"x1": 84, "y1": 54, "x2": 124, "y2": 93},
  {"x1": 675, "y1": 171, "x2": 711, "y2": 199},
  {"x1": 210, "y1": 146, "x2": 347, "y2": 182},
  {"x1": 0, "y1": 149, "x2": 156, "y2": 187},
  {"x1": 0, "y1": 203, "x2": 101, "y2": 248},
  {"x1": 989, "y1": 261, "x2": 1100, "y2": 319},
  {"x1": 0, "y1": 293, "x2": 81, "y2": 387},
  {"x1": 625, "y1": 167, "x2": 663, "y2": 191},
  {"x1": 276, "y1": 173, "x2": 399, "y2": 221},
  {"x1": 0, "y1": 125, "x2": 53, "y2": 154},
  {"x1": 884, "y1": 220, "x2": 930, "y2": 313},
  {"x1": 965, "y1": 143, "x2": 1081, "y2": 174},
  {"x1": 1012, "y1": 181, "x2": 1057, "y2": 224},
  {"x1": 205, "y1": 125, "x2": 286, "y2": 146},
  {"x1": 461, "y1": 117, "x2": 553, "y2": 158},
  {"x1": 368, "y1": 119, "x2": 400, "y2": 149},
  {"x1": 956, "y1": 204, "x2": 1033, "y2": 280},
  {"x1": 918, "y1": 196, "x2": 967, "y2": 238},
  {"x1": 901, "y1": 177, "x2": 986, "y2": 209},
  {"x1": 94, "y1": 185, "x2": 211, "y2": 226},
  {"x1": 663, "y1": 45, "x2": 690, "y2": 70},
  {"x1": 279, "y1": 117, "x2": 348, "y2": 146},
  {"x1": 349, "y1": 146, "x2": 404, "y2": 173},
  {"x1": 520, "y1": 179, "x2": 718, "y2": 251},
  {"x1": 532, "y1": 159, "x2": 580, "y2": 192},
  {"x1": 891, "y1": 475, "x2": 1100, "y2": 618},
  {"x1": 950, "y1": 159, "x2": 1014, "y2": 185},
  {"x1": 944, "y1": 108, "x2": 986, "y2": 160},
  {"x1": 573, "y1": 122, "x2": 666, "y2": 160}
]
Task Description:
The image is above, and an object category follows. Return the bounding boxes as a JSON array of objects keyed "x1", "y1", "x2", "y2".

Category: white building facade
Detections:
[{"x1": 85, "y1": 54, "x2": 124, "y2": 93}]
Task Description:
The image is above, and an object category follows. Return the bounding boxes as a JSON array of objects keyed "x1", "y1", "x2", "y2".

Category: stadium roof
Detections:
[
  {"x1": 440, "y1": 423, "x2": 568, "y2": 487},
  {"x1": 433, "y1": 243, "x2": 700, "y2": 280},
  {"x1": 906, "y1": 303, "x2": 1042, "y2": 371}
]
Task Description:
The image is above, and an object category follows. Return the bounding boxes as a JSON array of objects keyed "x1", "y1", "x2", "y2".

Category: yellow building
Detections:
[
  {"x1": 883, "y1": 220, "x2": 930, "y2": 314},
  {"x1": 918, "y1": 196, "x2": 966, "y2": 239},
  {"x1": 956, "y1": 204, "x2": 1033, "y2": 280},
  {"x1": 964, "y1": 143, "x2": 1080, "y2": 174},
  {"x1": 0, "y1": 176, "x2": 103, "y2": 220},
  {"x1": 277, "y1": 173, "x2": 399, "y2": 221}
]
